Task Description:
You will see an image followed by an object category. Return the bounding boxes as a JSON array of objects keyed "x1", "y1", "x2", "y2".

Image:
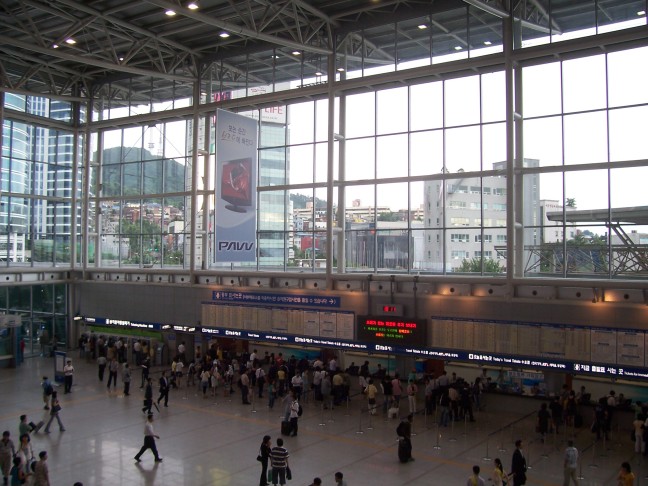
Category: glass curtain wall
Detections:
[
  {"x1": 0, "y1": 284, "x2": 67, "y2": 357},
  {"x1": 1, "y1": 1, "x2": 646, "y2": 279}
]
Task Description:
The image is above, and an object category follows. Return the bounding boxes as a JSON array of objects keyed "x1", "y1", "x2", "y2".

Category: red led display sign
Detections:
[{"x1": 357, "y1": 315, "x2": 428, "y2": 347}]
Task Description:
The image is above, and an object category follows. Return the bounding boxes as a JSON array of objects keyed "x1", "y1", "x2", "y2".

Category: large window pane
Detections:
[
  {"x1": 564, "y1": 111, "x2": 608, "y2": 165},
  {"x1": 411, "y1": 82, "x2": 443, "y2": 131},
  {"x1": 288, "y1": 145, "x2": 314, "y2": 185},
  {"x1": 411, "y1": 130, "x2": 443, "y2": 177},
  {"x1": 523, "y1": 116, "x2": 563, "y2": 167},
  {"x1": 376, "y1": 135, "x2": 408, "y2": 179},
  {"x1": 608, "y1": 46, "x2": 648, "y2": 107},
  {"x1": 289, "y1": 103, "x2": 314, "y2": 145},
  {"x1": 563, "y1": 55, "x2": 607, "y2": 113},
  {"x1": 377, "y1": 87, "x2": 408, "y2": 135},
  {"x1": 445, "y1": 126, "x2": 481, "y2": 172},
  {"x1": 345, "y1": 93, "x2": 375, "y2": 139},
  {"x1": 345, "y1": 139, "x2": 375, "y2": 181},
  {"x1": 523, "y1": 63, "x2": 562, "y2": 118},
  {"x1": 445, "y1": 76, "x2": 480, "y2": 127},
  {"x1": 609, "y1": 106, "x2": 648, "y2": 162}
]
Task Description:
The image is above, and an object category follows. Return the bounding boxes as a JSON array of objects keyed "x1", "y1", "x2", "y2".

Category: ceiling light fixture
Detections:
[
  {"x1": 484, "y1": 40, "x2": 492, "y2": 45},
  {"x1": 417, "y1": 24, "x2": 428, "y2": 30},
  {"x1": 187, "y1": 1, "x2": 199, "y2": 9},
  {"x1": 638, "y1": 10, "x2": 646, "y2": 16},
  {"x1": 315, "y1": 71, "x2": 323, "y2": 76},
  {"x1": 454, "y1": 46, "x2": 463, "y2": 51},
  {"x1": 65, "y1": 38, "x2": 76, "y2": 45},
  {"x1": 292, "y1": 51, "x2": 301, "y2": 56},
  {"x1": 165, "y1": 9, "x2": 176, "y2": 16},
  {"x1": 336, "y1": 67, "x2": 345, "y2": 72},
  {"x1": 52, "y1": 44, "x2": 59, "y2": 49},
  {"x1": 219, "y1": 31, "x2": 230, "y2": 38},
  {"x1": 119, "y1": 56, "x2": 124, "y2": 61}
]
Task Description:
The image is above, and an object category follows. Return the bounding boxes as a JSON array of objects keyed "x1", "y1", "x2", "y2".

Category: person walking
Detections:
[
  {"x1": 289, "y1": 392, "x2": 300, "y2": 437},
  {"x1": 122, "y1": 363, "x2": 131, "y2": 396},
  {"x1": 407, "y1": 379, "x2": 418, "y2": 415},
  {"x1": 10, "y1": 456, "x2": 30, "y2": 486},
  {"x1": 269, "y1": 438, "x2": 289, "y2": 486},
  {"x1": 364, "y1": 379, "x2": 378, "y2": 415},
  {"x1": 15, "y1": 435, "x2": 33, "y2": 478},
  {"x1": 467, "y1": 465, "x2": 486, "y2": 486},
  {"x1": 134, "y1": 414, "x2": 163, "y2": 463},
  {"x1": 107, "y1": 358, "x2": 119, "y2": 390},
  {"x1": 617, "y1": 462, "x2": 635, "y2": 486},
  {"x1": 0, "y1": 431, "x2": 16, "y2": 486},
  {"x1": 334, "y1": 471, "x2": 347, "y2": 486},
  {"x1": 258, "y1": 435, "x2": 271, "y2": 486},
  {"x1": 41, "y1": 377, "x2": 53, "y2": 410},
  {"x1": 97, "y1": 355, "x2": 107, "y2": 382},
  {"x1": 510, "y1": 439, "x2": 527, "y2": 486},
  {"x1": 32, "y1": 451, "x2": 49, "y2": 486},
  {"x1": 563, "y1": 439, "x2": 579, "y2": 486},
  {"x1": 43, "y1": 392, "x2": 65, "y2": 433},
  {"x1": 140, "y1": 356, "x2": 150, "y2": 388},
  {"x1": 157, "y1": 371, "x2": 170, "y2": 407},
  {"x1": 491, "y1": 458, "x2": 509, "y2": 486},
  {"x1": 63, "y1": 359, "x2": 74, "y2": 394},
  {"x1": 142, "y1": 378, "x2": 154, "y2": 414}
]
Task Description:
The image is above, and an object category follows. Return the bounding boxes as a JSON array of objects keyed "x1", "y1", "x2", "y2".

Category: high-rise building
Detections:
[{"x1": 423, "y1": 160, "x2": 540, "y2": 272}]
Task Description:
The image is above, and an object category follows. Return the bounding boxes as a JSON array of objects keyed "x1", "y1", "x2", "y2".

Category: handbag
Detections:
[
  {"x1": 51, "y1": 404, "x2": 61, "y2": 413},
  {"x1": 257, "y1": 454, "x2": 263, "y2": 462},
  {"x1": 286, "y1": 466, "x2": 292, "y2": 480}
]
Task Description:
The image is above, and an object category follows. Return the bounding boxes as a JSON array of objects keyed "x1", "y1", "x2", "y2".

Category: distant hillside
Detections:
[
  {"x1": 99, "y1": 146, "x2": 186, "y2": 196},
  {"x1": 290, "y1": 193, "x2": 326, "y2": 209}
]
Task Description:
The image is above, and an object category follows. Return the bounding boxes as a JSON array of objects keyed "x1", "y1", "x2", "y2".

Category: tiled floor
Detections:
[{"x1": 0, "y1": 356, "x2": 641, "y2": 485}]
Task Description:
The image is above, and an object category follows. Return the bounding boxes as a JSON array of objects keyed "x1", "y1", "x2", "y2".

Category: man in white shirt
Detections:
[{"x1": 134, "y1": 414, "x2": 162, "y2": 463}]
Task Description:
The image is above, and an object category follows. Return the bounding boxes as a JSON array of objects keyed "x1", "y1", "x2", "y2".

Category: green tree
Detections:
[{"x1": 456, "y1": 257, "x2": 504, "y2": 273}]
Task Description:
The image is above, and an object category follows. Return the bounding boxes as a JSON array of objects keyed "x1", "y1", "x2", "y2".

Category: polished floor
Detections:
[{"x1": 0, "y1": 356, "x2": 642, "y2": 486}]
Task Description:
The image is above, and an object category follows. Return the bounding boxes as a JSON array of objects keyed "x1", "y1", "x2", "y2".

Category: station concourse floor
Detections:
[{"x1": 0, "y1": 356, "x2": 640, "y2": 486}]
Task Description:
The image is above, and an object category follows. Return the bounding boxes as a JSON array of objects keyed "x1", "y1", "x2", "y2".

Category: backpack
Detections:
[
  {"x1": 44, "y1": 383, "x2": 53, "y2": 396},
  {"x1": 297, "y1": 403, "x2": 303, "y2": 417},
  {"x1": 396, "y1": 421, "x2": 406, "y2": 437}
]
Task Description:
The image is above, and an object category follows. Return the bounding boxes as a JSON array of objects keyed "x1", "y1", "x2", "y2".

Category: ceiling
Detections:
[{"x1": 0, "y1": 0, "x2": 645, "y2": 105}]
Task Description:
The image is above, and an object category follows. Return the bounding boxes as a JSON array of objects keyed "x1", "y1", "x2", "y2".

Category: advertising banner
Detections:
[{"x1": 214, "y1": 109, "x2": 258, "y2": 262}]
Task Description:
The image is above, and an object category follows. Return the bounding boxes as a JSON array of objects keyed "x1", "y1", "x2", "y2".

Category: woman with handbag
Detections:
[
  {"x1": 258, "y1": 435, "x2": 271, "y2": 486},
  {"x1": 43, "y1": 392, "x2": 65, "y2": 433}
]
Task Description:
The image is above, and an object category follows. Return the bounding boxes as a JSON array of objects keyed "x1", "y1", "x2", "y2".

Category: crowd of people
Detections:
[{"x1": 10, "y1": 334, "x2": 644, "y2": 485}]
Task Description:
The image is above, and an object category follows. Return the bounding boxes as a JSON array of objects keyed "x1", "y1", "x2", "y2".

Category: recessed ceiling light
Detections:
[
  {"x1": 336, "y1": 67, "x2": 345, "y2": 72},
  {"x1": 219, "y1": 31, "x2": 230, "y2": 38},
  {"x1": 52, "y1": 44, "x2": 59, "y2": 49},
  {"x1": 454, "y1": 46, "x2": 463, "y2": 51},
  {"x1": 484, "y1": 40, "x2": 492, "y2": 46},
  {"x1": 315, "y1": 71, "x2": 323, "y2": 76},
  {"x1": 292, "y1": 51, "x2": 301, "y2": 56},
  {"x1": 65, "y1": 38, "x2": 76, "y2": 45},
  {"x1": 165, "y1": 9, "x2": 176, "y2": 16},
  {"x1": 417, "y1": 24, "x2": 428, "y2": 30},
  {"x1": 638, "y1": 10, "x2": 646, "y2": 16},
  {"x1": 187, "y1": 2, "x2": 199, "y2": 9},
  {"x1": 118, "y1": 56, "x2": 124, "y2": 61}
]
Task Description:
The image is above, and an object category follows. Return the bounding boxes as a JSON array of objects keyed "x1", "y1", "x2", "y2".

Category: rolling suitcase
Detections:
[
  {"x1": 398, "y1": 438, "x2": 411, "y2": 463},
  {"x1": 281, "y1": 420, "x2": 291, "y2": 436}
]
